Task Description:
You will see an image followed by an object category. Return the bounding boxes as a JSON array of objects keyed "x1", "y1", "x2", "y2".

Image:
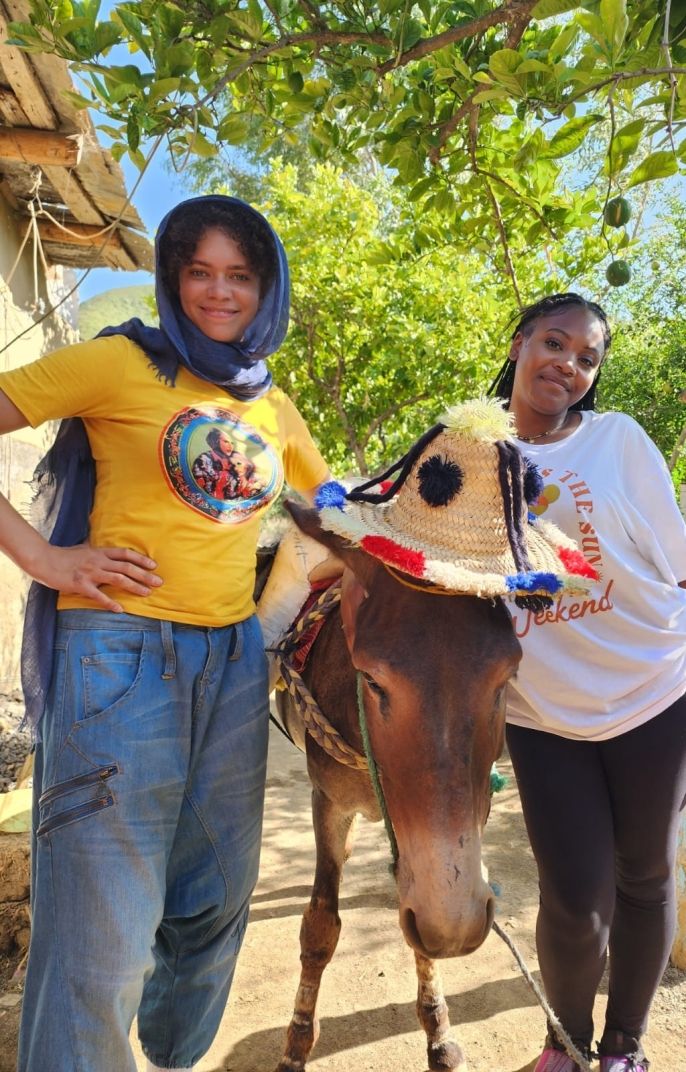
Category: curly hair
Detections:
[
  {"x1": 488, "y1": 293, "x2": 612, "y2": 412},
  {"x1": 158, "y1": 201, "x2": 278, "y2": 299}
]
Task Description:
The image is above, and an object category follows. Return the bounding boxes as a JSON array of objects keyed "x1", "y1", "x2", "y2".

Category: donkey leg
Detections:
[
  {"x1": 276, "y1": 789, "x2": 357, "y2": 1072},
  {"x1": 415, "y1": 953, "x2": 467, "y2": 1072}
]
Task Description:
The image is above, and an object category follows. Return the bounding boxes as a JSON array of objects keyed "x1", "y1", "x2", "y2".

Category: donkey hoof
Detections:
[
  {"x1": 427, "y1": 1037, "x2": 468, "y2": 1071},
  {"x1": 275, "y1": 1059, "x2": 305, "y2": 1072}
]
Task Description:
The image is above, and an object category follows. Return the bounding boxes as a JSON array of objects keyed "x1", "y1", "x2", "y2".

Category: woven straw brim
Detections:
[{"x1": 319, "y1": 502, "x2": 590, "y2": 598}]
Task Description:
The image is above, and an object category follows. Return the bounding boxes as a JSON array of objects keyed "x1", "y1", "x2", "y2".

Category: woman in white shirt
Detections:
[{"x1": 490, "y1": 292, "x2": 686, "y2": 1072}]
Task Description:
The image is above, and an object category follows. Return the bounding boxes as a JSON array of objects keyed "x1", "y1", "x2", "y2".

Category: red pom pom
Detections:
[
  {"x1": 558, "y1": 547, "x2": 599, "y2": 581},
  {"x1": 379, "y1": 480, "x2": 394, "y2": 494},
  {"x1": 361, "y1": 535, "x2": 426, "y2": 577}
]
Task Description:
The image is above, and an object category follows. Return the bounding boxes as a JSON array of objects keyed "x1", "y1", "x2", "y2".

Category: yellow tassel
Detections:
[{"x1": 439, "y1": 397, "x2": 514, "y2": 441}]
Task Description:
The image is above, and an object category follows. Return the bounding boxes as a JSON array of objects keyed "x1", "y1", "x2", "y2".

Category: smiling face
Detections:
[
  {"x1": 178, "y1": 228, "x2": 261, "y2": 343},
  {"x1": 509, "y1": 305, "x2": 606, "y2": 420}
]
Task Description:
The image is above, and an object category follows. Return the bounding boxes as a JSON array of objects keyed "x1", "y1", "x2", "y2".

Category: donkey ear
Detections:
[
  {"x1": 284, "y1": 500, "x2": 377, "y2": 587},
  {"x1": 284, "y1": 500, "x2": 347, "y2": 555}
]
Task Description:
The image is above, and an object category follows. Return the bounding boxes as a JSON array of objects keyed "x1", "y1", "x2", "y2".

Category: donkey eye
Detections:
[{"x1": 362, "y1": 671, "x2": 386, "y2": 698}]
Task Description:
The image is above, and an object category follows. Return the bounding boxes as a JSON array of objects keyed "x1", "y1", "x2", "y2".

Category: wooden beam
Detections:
[
  {"x1": 0, "y1": 6, "x2": 58, "y2": 129},
  {"x1": 0, "y1": 127, "x2": 83, "y2": 167},
  {"x1": 35, "y1": 218, "x2": 123, "y2": 252}
]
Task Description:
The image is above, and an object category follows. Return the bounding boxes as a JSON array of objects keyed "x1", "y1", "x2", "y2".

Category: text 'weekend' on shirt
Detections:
[{"x1": 0, "y1": 335, "x2": 329, "y2": 627}]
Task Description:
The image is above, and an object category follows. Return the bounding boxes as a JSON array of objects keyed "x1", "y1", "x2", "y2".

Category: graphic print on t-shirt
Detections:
[
  {"x1": 160, "y1": 405, "x2": 282, "y2": 523},
  {"x1": 510, "y1": 462, "x2": 613, "y2": 640}
]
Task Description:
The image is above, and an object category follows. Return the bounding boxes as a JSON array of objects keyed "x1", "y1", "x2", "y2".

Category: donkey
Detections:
[
  {"x1": 270, "y1": 399, "x2": 593, "y2": 1071},
  {"x1": 273, "y1": 502, "x2": 522, "y2": 1072}
]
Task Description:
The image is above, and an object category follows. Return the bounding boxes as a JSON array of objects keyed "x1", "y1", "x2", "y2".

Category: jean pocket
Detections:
[
  {"x1": 37, "y1": 764, "x2": 118, "y2": 838},
  {"x1": 80, "y1": 632, "x2": 146, "y2": 723}
]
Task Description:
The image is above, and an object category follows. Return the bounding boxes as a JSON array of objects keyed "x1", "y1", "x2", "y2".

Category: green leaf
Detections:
[
  {"x1": 218, "y1": 112, "x2": 252, "y2": 144},
  {"x1": 488, "y1": 53, "x2": 523, "y2": 94},
  {"x1": 607, "y1": 117, "x2": 645, "y2": 174},
  {"x1": 452, "y1": 54, "x2": 472, "y2": 80},
  {"x1": 531, "y1": 0, "x2": 583, "y2": 16},
  {"x1": 108, "y1": 81, "x2": 139, "y2": 103},
  {"x1": 600, "y1": 0, "x2": 628, "y2": 55},
  {"x1": 472, "y1": 88, "x2": 510, "y2": 103},
  {"x1": 549, "y1": 21, "x2": 579, "y2": 61},
  {"x1": 105, "y1": 63, "x2": 143, "y2": 86},
  {"x1": 93, "y1": 21, "x2": 122, "y2": 53},
  {"x1": 113, "y1": 7, "x2": 150, "y2": 57},
  {"x1": 187, "y1": 130, "x2": 215, "y2": 159},
  {"x1": 61, "y1": 88, "x2": 93, "y2": 109},
  {"x1": 516, "y1": 59, "x2": 552, "y2": 75},
  {"x1": 407, "y1": 176, "x2": 434, "y2": 201},
  {"x1": 164, "y1": 41, "x2": 195, "y2": 76},
  {"x1": 625, "y1": 150, "x2": 679, "y2": 188},
  {"x1": 540, "y1": 114, "x2": 604, "y2": 158},
  {"x1": 148, "y1": 76, "x2": 182, "y2": 103},
  {"x1": 127, "y1": 110, "x2": 140, "y2": 153}
]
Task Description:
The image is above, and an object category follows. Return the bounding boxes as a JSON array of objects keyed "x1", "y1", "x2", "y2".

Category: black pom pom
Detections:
[
  {"x1": 514, "y1": 594, "x2": 553, "y2": 612},
  {"x1": 417, "y1": 454, "x2": 464, "y2": 507},
  {"x1": 522, "y1": 456, "x2": 544, "y2": 506}
]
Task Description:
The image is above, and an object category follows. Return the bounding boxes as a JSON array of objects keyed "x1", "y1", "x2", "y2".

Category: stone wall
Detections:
[{"x1": 0, "y1": 195, "x2": 78, "y2": 693}]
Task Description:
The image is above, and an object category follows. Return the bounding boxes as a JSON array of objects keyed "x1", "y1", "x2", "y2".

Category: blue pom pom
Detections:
[
  {"x1": 506, "y1": 571, "x2": 563, "y2": 594},
  {"x1": 315, "y1": 481, "x2": 348, "y2": 511},
  {"x1": 522, "y1": 457, "x2": 544, "y2": 505}
]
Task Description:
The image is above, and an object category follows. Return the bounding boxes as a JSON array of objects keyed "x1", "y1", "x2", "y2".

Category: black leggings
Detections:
[{"x1": 506, "y1": 694, "x2": 686, "y2": 1046}]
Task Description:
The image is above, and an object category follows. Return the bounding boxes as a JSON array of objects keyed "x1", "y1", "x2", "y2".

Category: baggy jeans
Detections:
[{"x1": 18, "y1": 609, "x2": 270, "y2": 1072}]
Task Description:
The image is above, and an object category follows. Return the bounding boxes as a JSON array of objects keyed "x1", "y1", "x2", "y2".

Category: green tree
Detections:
[
  {"x1": 10, "y1": 1, "x2": 686, "y2": 301},
  {"x1": 259, "y1": 163, "x2": 505, "y2": 473},
  {"x1": 197, "y1": 161, "x2": 600, "y2": 473},
  {"x1": 598, "y1": 196, "x2": 686, "y2": 475}
]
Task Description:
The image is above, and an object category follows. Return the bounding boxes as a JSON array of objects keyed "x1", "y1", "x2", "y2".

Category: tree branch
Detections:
[
  {"x1": 468, "y1": 108, "x2": 522, "y2": 308},
  {"x1": 361, "y1": 392, "x2": 429, "y2": 448},
  {"x1": 378, "y1": 0, "x2": 536, "y2": 74},
  {"x1": 549, "y1": 65, "x2": 686, "y2": 114},
  {"x1": 428, "y1": 9, "x2": 531, "y2": 162}
]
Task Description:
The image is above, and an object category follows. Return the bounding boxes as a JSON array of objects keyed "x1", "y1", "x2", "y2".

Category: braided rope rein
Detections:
[{"x1": 273, "y1": 580, "x2": 368, "y2": 771}]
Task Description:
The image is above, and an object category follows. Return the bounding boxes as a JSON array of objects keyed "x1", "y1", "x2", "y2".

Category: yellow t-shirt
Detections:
[{"x1": 0, "y1": 335, "x2": 329, "y2": 626}]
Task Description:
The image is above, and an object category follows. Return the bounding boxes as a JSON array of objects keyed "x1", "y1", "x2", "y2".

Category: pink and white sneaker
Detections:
[
  {"x1": 599, "y1": 1055, "x2": 649, "y2": 1072},
  {"x1": 598, "y1": 1030, "x2": 649, "y2": 1072},
  {"x1": 534, "y1": 1044, "x2": 592, "y2": 1072}
]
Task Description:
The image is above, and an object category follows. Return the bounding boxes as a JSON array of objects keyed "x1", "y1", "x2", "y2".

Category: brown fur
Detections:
[{"x1": 275, "y1": 502, "x2": 522, "y2": 1072}]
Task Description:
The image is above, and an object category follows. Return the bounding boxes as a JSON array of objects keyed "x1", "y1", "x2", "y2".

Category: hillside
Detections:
[{"x1": 78, "y1": 284, "x2": 155, "y2": 340}]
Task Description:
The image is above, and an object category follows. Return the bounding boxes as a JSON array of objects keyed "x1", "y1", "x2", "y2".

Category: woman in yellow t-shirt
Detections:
[{"x1": 0, "y1": 196, "x2": 329, "y2": 1072}]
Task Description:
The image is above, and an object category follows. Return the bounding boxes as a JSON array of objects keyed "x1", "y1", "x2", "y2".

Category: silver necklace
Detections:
[{"x1": 516, "y1": 413, "x2": 571, "y2": 444}]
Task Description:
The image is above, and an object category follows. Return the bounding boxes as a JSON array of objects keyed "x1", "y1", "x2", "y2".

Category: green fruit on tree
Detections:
[
  {"x1": 287, "y1": 71, "x2": 304, "y2": 93},
  {"x1": 604, "y1": 196, "x2": 631, "y2": 228},
  {"x1": 606, "y1": 259, "x2": 631, "y2": 287}
]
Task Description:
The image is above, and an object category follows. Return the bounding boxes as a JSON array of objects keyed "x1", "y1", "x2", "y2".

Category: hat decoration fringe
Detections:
[
  {"x1": 314, "y1": 397, "x2": 598, "y2": 604},
  {"x1": 440, "y1": 398, "x2": 515, "y2": 441}
]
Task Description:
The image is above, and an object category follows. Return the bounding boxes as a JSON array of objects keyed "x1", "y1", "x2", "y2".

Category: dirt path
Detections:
[
  {"x1": 131, "y1": 724, "x2": 684, "y2": 1072},
  {"x1": 1, "y1": 721, "x2": 683, "y2": 1070}
]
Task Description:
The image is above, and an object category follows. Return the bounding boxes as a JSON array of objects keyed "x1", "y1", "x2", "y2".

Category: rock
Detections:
[
  {"x1": 0, "y1": 902, "x2": 30, "y2": 954},
  {"x1": 0, "y1": 835, "x2": 30, "y2": 905}
]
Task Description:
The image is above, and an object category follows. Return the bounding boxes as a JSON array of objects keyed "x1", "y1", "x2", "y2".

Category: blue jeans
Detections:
[{"x1": 19, "y1": 609, "x2": 269, "y2": 1072}]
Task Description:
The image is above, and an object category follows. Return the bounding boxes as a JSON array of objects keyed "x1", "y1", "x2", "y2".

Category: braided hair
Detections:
[{"x1": 488, "y1": 293, "x2": 612, "y2": 411}]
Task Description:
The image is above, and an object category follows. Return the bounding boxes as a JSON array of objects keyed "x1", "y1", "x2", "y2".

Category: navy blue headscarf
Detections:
[{"x1": 21, "y1": 195, "x2": 290, "y2": 733}]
